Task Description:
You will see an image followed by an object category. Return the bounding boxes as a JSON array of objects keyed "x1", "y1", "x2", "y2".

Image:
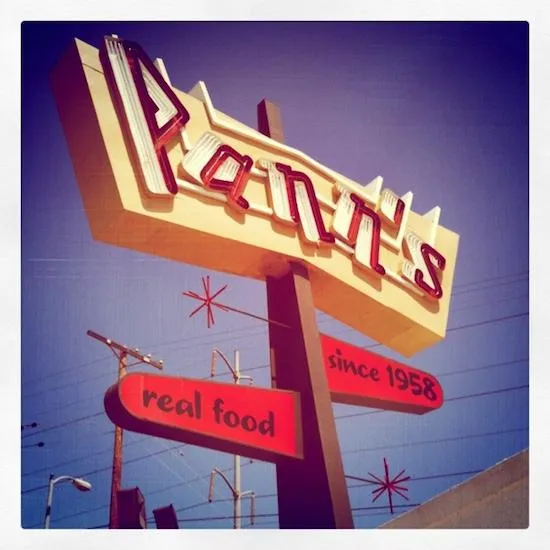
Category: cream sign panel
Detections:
[{"x1": 51, "y1": 36, "x2": 460, "y2": 357}]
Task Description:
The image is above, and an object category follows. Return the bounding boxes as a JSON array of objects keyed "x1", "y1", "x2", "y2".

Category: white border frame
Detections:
[{"x1": 6, "y1": 3, "x2": 548, "y2": 549}]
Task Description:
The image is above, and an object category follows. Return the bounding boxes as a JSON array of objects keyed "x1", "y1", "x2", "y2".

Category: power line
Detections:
[
  {"x1": 314, "y1": 272, "x2": 528, "y2": 320},
  {"x1": 20, "y1": 357, "x2": 528, "y2": 448},
  {"x1": 446, "y1": 311, "x2": 528, "y2": 333},
  {"x1": 445, "y1": 384, "x2": 529, "y2": 403},
  {"x1": 452, "y1": 292, "x2": 528, "y2": 313},
  {"x1": 20, "y1": 307, "x2": 530, "y2": 523},
  {"x1": 451, "y1": 270, "x2": 528, "y2": 289},
  {"x1": 24, "y1": 361, "x2": 271, "y2": 424},
  {"x1": 23, "y1": 323, "x2": 268, "y2": 388},
  {"x1": 21, "y1": 421, "x2": 526, "y2": 489},
  {"x1": 112, "y1": 461, "x2": 522, "y2": 528},
  {"x1": 21, "y1": 374, "x2": 527, "y2": 454},
  {"x1": 436, "y1": 358, "x2": 527, "y2": 379},
  {"x1": 234, "y1": 503, "x2": 420, "y2": 526},
  {"x1": 22, "y1": 442, "x2": 185, "y2": 497},
  {"x1": 21, "y1": 412, "x2": 104, "y2": 440},
  {"x1": 363, "y1": 311, "x2": 528, "y2": 350},
  {"x1": 22, "y1": 332, "x2": 266, "y2": 399},
  {"x1": 336, "y1": 384, "x2": 528, "y2": 420},
  {"x1": 22, "y1": 433, "x2": 146, "y2": 479},
  {"x1": 23, "y1": 271, "x2": 529, "y2": 389},
  {"x1": 33, "y1": 459, "x2": 254, "y2": 528},
  {"x1": 168, "y1": 467, "x2": 489, "y2": 519},
  {"x1": 42, "y1": 451, "x2": 519, "y2": 528},
  {"x1": 452, "y1": 275, "x2": 528, "y2": 296},
  {"x1": 22, "y1": 309, "x2": 529, "y2": 407},
  {"x1": 89, "y1": 502, "x2": 423, "y2": 528},
  {"x1": 28, "y1": 354, "x2": 528, "y2": 423},
  {"x1": 341, "y1": 427, "x2": 528, "y2": 456},
  {"x1": 21, "y1": 374, "x2": 528, "y2": 487}
]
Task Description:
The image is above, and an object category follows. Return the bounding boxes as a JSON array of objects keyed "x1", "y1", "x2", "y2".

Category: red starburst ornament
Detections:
[
  {"x1": 365, "y1": 457, "x2": 410, "y2": 514},
  {"x1": 182, "y1": 275, "x2": 290, "y2": 329},
  {"x1": 182, "y1": 275, "x2": 229, "y2": 328}
]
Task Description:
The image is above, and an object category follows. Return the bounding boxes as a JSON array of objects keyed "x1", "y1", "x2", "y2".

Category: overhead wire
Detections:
[
  {"x1": 336, "y1": 384, "x2": 528, "y2": 420},
  {"x1": 21, "y1": 442, "x2": 185, "y2": 496},
  {"x1": 28, "y1": 459, "x2": 255, "y2": 528},
  {"x1": 24, "y1": 423, "x2": 528, "y2": 526},
  {"x1": 362, "y1": 311, "x2": 528, "y2": 350},
  {"x1": 21, "y1": 360, "x2": 529, "y2": 469},
  {"x1": 22, "y1": 354, "x2": 528, "y2": 454},
  {"x1": 21, "y1": 271, "x2": 530, "y2": 528},
  {"x1": 23, "y1": 271, "x2": 528, "y2": 391},
  {"x1": 341, "y1": 427, "x2": 528, "y2": 456},
  {"x1": 22, "y1": 307, "x2": 529, "y2": 413}
]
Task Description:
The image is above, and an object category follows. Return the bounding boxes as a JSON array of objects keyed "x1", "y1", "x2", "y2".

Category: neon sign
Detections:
[
  {"x1": 51, "y1": 36, "x2": 460, "y2": 356},
  {"x1": 101, "y1": 36, "x2": 445, "y2": 300}
]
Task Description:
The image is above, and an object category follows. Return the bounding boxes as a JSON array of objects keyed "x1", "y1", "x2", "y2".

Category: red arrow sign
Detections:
[
  {"x1": 320, "y1": 334, "x2": 443, "y2": 414},
  {"x1": 104, "y1": 372, "x2": 303, "y2": 462}
]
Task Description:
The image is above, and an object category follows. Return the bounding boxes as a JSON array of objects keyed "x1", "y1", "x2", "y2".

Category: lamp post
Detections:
[
  {"x1": 208, "y1": 349, "x2": 255, "y2": 529},
  {"x1": 43, "y1": 474, "x2": 92, "y2": 529}
]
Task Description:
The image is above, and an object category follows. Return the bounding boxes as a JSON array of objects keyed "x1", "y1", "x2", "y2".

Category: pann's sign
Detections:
[{"x1": 51, "y1": 36, "x2": 460, "y2": 356}]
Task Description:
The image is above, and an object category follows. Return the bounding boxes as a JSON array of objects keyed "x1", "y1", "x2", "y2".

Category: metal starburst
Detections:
[
  {"x1": 182, "y1": 275, "x2": 229, "y2": 328},
  {"x1": 182, "y1": 275, "x2": 290, "y2": 329},
  {"x1": 364, "y1": 457, "x2": 410, "y2": 514}
]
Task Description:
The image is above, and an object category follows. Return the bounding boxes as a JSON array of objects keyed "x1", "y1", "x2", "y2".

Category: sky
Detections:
[{"x1": 20, "y1": 21, "x2": 529, "y2": 530}]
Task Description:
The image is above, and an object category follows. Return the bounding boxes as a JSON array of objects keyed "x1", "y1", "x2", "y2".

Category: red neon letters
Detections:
[
  {"x1": 200, "y1": 145, "x2": 253, "y2": 210},
  {"x1": 100, "y1": 36, "x2": 447, "y2": 300},
  {"x1": 274, "y1": 163, "x2": 335, "y2": 245},
  {"x1": 416, "y1": 243, "x2": 446, "y2": 299},
  {"x1": 348, "y1": 193, "x2": 386, "y2": 276},
  {"x1": 100, "y1": 37, "x2": 190, "y2": 195}
]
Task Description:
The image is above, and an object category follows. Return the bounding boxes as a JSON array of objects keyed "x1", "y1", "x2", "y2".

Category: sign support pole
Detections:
[{"x1": 258, "y1": 100, "x2": 354, "y2": 529}]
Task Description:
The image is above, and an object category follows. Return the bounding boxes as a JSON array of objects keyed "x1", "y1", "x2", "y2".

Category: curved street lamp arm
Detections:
[
  {"x1": 51, "y1": 475, "x2": 80, "y2": 486},
  {"x1": 208, "y1": 468, "x2": 237, "y2": 500},
  {"x1": 211, "y1": 349, "x2": 237, "y2": 379}
]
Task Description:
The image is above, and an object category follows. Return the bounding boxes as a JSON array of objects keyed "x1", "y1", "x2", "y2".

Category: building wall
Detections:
[{"x1": 380, "y1": 448, "x2": 528, "y2": 529}]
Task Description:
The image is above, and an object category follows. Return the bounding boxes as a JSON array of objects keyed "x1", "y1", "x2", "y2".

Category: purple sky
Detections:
[{"x1": 21, "y1": 22, "x2": 528, "y2": 530}]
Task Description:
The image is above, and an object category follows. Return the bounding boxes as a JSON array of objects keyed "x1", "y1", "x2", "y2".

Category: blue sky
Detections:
[{"x1": 21, "y1": 21, "x2": 528, "y2": 529}]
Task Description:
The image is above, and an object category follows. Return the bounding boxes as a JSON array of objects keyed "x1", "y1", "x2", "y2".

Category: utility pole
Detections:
[
  {"x1": 208, "y1": 349, "x2": 255, "y2": 529},
  {"x1": 87, "y1": 330, "x2": 163, "y2": 529}
]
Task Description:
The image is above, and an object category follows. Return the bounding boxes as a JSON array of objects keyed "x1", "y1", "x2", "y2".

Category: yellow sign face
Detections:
[{"x1": 51, "y1": 36, "x2": 459, "y2": 357}]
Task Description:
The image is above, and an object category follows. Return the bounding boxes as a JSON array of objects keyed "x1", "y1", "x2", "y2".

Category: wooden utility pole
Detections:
[
  {"x1": 87, "y1": 330, "x2": 163, "y2": 528},
  {"x1": 257, "y1": 100, "x2": 354, "y2": 529}
]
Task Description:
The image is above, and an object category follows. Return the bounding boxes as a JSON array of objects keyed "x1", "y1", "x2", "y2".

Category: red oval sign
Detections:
[
  {"x1": 320, "y1": 334, "x2": 443, "y2": 414},
  {"x1": 105, "y1": 372, "x2": 303, "y2": 462}
]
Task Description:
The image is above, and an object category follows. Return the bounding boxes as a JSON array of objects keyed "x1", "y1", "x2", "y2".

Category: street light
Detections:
[{"x1": 43, "y1": 474, "x2": 92, "y2": 528}]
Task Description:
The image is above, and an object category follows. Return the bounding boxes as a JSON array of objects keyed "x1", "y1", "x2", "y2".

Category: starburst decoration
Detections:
[
  {"x1": 182, "y1": 275, "x2": 290, "y2": 329},
  {"x1": 182, "y1": 275, "x2": 229, "y2": 328},
  {"x1": 364, "y1": 457, "x2": 410, "y2": 514}
]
